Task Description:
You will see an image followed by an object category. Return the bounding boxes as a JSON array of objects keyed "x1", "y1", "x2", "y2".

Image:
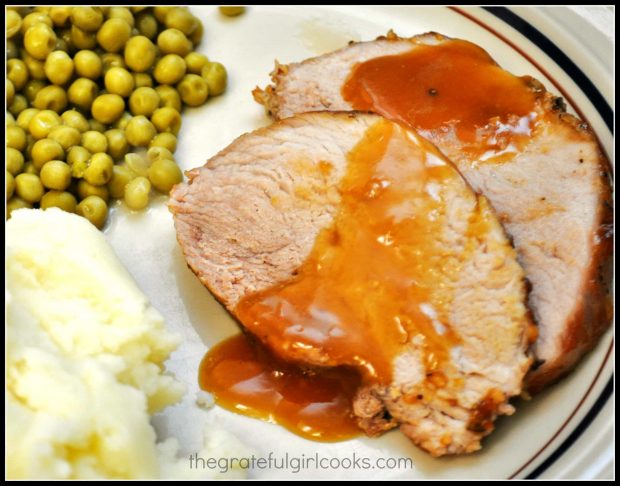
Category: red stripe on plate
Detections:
[{"x1": 511, "y1": 340, "x2": 613, "y2": 478}]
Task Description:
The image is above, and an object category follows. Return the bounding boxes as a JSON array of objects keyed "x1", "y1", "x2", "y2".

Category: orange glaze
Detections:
[
  {"x1": 199, "y1": 333, "x2": 362, "y2": 442},
  {"x1": 234, "y1": 119, "x2": 463, "y2": 389},
  {"x1": 342, "y1": 38, "x2": 539, "y2": 160},
  {"x1": 199, "y1": 119, "x2": 490, "y2": 441}
]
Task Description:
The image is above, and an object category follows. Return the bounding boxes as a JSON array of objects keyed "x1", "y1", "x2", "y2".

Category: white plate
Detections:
[{"x1": 103, "y1": 6, "x2": 614, "y2": 480}]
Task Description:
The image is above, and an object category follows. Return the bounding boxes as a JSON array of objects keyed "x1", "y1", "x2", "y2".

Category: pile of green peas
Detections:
[{"x1": 6, "y1": 6, "x2": 229, "y2": 228}]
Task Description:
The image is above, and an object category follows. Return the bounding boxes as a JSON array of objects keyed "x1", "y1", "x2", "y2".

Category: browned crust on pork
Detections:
[
  {"x1": 523, "y1": 92, "x2": 614, "y2": 392},
  {"x1": 526, "y1": 146, "x2": 613, "y2": 392},
  {"x1": 252, "y1": 32, "x2": 449, "y2": 118},
  {"x1": 353, "y1": 386, "x2": 399, "y2": 436}
]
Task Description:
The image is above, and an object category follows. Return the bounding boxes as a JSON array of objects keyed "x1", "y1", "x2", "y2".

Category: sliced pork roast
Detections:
[
  {"x1": 253, "y1": 32, "x2": 613, "y2": 392},
  {"x1": 170, "y1": 112, "x2": 534, "y2": 456}
]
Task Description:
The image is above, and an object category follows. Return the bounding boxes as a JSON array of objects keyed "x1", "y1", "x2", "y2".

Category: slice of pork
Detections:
[{"x1": 169, "y1": 112, "x2": 534, "y2": 455}]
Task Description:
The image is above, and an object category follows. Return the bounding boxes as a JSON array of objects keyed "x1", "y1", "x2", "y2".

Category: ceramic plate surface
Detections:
[{"x1": 102, "y1": 6, "x2": 613, "y2": 480}]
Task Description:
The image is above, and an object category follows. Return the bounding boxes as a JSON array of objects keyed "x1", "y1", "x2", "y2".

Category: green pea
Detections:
[
  {"x1": 76, "y1": 195, "x2": 108, "y2": 228},
  {"x1": 151, "y1": 107, "x2": 181, "y2": 135},
  {"x1": 104, "y1": 66, "x2": 135, "y2": 97},
  {"x1": 15, "y1": 173, "x2": 45, "y2": 203},
  {"x1": 32, "y1": 6, "x2": 53, "y2": 17},
  {"x1": 71, "y1": 7, "x2": 104, "y2": 32},
  {"x1": 104, "y1": 129, "x2": 129, "y2": 160},
  {"x1": 147, "y1": 146, "x2": 174, "y2": 163},
  {"x1": 97, "y1": 18, "x2": 131, "y2": 52},
  {"x1": 165, "y1": 8, "x2": 198, "y2": 36},
  {"x1": 40, "y1": 160, "x2": 72, "y2": 190},
  {"x1": 153, "y1": 7, "x2": 174, "y2": 24},
  {"x1": 135, "y1": 12, "x2": 158, "y2": 39},
  {"x1": 77, "y1": 179, "x2": 109, "y2": 202},
  {"x1": 31, "y1": 138, "x2": 65, "y2": 170},
  {"x1": 28, "y1": 109, "x2": 62, "y2": 139},
  {"x1": 9, "y1": 94, "x2": 29, "y2": 116},
  {"x1": 49, "y1": 7, "x2": 72, "y2": 27},
  {"x1": 148, "y1": 158, "x2": 183, "y2": 193},
  {"x1": 219, "y1": 6, "x2": 246, "y2": 16},
  {"x1": 67, "y1": 146, "x2": 91, "y2": 178},
  {"x1": 74, "y1": 50, "x2": 103, "y2": 79},
  {"x1": 155, "y1": 85, "x2": 182, "y2": 112},
  {"x1": 48, "y1": 125, "x2": 82, "y2": 151},
  {"x1": 7, "y1": 125, "x2": 27, "y2": 151},
  {"x1": 124, "y1": 35, "x2": 157, "y2": 73},
  {"x1": 153, "y1": 54, "x2": 187, "y2": 85},
  {"x1": 201, "y1": 62, "x2": 227, "y2": 96},
  {"x1": 84, "y1": 152, "x2": 114, "y2": 186},
  {"x1": 133, "y1": 72, "x2": 154, "y2": 88},
  {"x1": 44, "y1": 50, "x2": 74, "y2": 85},
  {"x1": 7, "y1": 148, "x2": 25, "y2": 175},
  {"x1": 81, "y1": 130, "x2": 108, "y2": 154},
  {"x1": 157, "y1": 28, "x2": 192, "y2": 56},
  {"x1": 184, "y1": 52, "x2": 209, "y2": 74},
  {"x1": 7, "y1": 59, "x2": 29, "y2": 90},
  {"x1": 91, "y1": 93, "x2": 125, "y2": 124},
  {"x1": 21, "y1": 11, "x2": 53, "y2": 34},
  {"x1": 6, "y1": 9, "x2": 22, "y2": 38},
  {"x1": 88, "y1": 118, "x2": 107, "y2": 133},
  {"x1": 107, "y1": 164, "x2": 135, "y2": 198},
  {"x1": 124, "y1": 176, "x2": 151, "y2": 210},
  {"x1": 108, "y1": 7, "x2": 135, "y2": 28},
  {"x1": 7, "y1": 6, "x2": 29, "y2": 15},
  {"x1": 129, "y1": 87, "x2": 160, "y2": 116},
  {"x1": 40, "y1": 190, "x2": 77, "y2": 212},
  {"x1": 149, "y1": 132, "x2": 177, "y2": 153},
  {"x1": 68, "y1": 77, "x2": 99, "y2": 110},
  {"x1": 126, "y1": 115, "x2": 157, "y2": 147},
  {"x1": 61, "y1": 109, "x2": 90, "y2": 132},
  {"x1": 177, "y1": 74, "x2": 209, "y2": 107},
  {"x1": 17, "y1": 108, "x2": 40, "y2": 131},
  {"x1": 33, "y1": 85, "x2": 68, "y2": 112},
  {"x1": 24, "y1": 23, "x2": 57, "y2": 60},
  {"x1": 124, "y1": 152, "x2": 150, "y2": 177},
  {"x1": 21, "y1": 51, "x2": 46, "y2": 80}
]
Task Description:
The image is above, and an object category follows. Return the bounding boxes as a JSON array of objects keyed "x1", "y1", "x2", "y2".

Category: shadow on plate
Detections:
[{"x1": 170, "y1": 243, "x2": 241, "y2": 347}]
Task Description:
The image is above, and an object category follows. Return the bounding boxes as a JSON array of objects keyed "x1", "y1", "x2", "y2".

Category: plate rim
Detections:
[{"x1": 451, "y1": 6, "x2": 613, "y2": 479}]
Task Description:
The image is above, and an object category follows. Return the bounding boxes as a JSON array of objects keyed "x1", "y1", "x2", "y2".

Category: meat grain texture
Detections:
[
  {"x1": 253, "y1": 32, "x2": 614, "y2": 392},
  {"x1": 170, "y1": 112, "x2": 534, "y2": 456}
]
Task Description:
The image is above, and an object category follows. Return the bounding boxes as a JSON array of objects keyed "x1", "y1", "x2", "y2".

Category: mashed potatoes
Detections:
[{"x1": 6, "y1": 209, "x2": 247, "y2": 479}]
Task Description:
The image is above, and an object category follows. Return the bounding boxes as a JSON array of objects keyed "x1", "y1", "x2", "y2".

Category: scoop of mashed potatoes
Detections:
[{"x1": 6, "y1": 209, "x2": 196, "y2": 478}]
